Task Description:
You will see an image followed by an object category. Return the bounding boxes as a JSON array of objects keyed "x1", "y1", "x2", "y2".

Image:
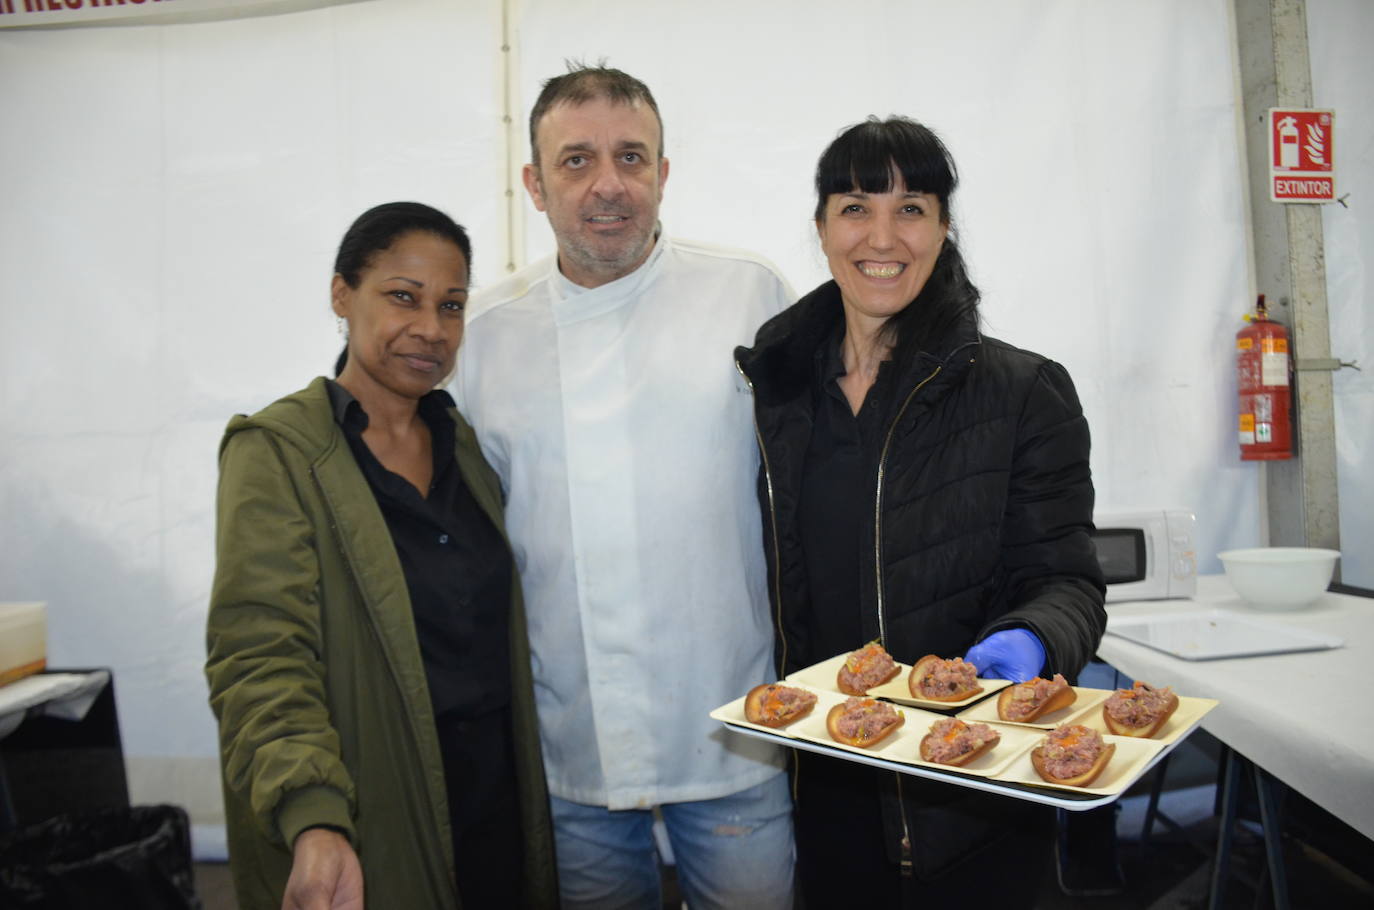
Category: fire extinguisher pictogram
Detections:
[{"x1": 1236, "y1": 294, "x2": 1293, "y2": 460}]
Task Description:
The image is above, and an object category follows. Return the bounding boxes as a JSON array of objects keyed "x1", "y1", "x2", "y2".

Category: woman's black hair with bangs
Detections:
[{"x1": 815, "y1": 116, "x2": 980, "y2": 358}]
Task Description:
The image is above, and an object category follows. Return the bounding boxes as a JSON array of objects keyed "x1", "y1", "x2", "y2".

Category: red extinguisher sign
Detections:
[
  {"x1": 1236, "y1": 295, "x2": 1293, "y2": 460},
  {"x1": 1268, "y1": 108, "x2": 1335, "y2": 203}
]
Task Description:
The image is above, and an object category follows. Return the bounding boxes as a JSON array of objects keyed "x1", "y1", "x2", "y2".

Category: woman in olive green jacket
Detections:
[{"x1": 206, "y1": 203, "x2": 557, "y2": 909}]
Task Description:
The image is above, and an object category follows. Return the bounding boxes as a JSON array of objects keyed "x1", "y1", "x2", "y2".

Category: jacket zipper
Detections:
[
  {"x1": 873, "y1": 364, "x2": 942, "y2": 644},
  {"x1": 736, "y1": 359, "x2": 804, "y2": 805},
  {"x1": 735, "y1": 359, "x2": 789, "y2": 679},
  {"x1": 873, "y1": 363, "x2": 942, "y2": 878},
  {"x1": 743, "y1": 347, "x2": 962, "y2": 865}
]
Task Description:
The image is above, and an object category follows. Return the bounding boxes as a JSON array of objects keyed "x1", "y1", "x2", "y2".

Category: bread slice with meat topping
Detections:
[
  {"x1": 919, "y1": 717, "x2": 1000, "y2": 766},
  {"x1": 908, "y1": 654, "x2": 983, "y2": 702},
  {"x1": 997, "y1": 673, "x2": 1076, "y2": 722},
  {"x1": 1031, "y1": 724, "x2": 1115, "y2": 787},
  {"x1": 836, "y1": 641, "x2": 901, "y2": 695},
  {"x1": 1102, "y1": 681, "x2": 1179, "y2": 738},
  {"x1": 826, "y1": 697, "x2": 904, "y2": 748},
  {"x1": 743, "y1": 683, "x2": 818, "y2": 729}
]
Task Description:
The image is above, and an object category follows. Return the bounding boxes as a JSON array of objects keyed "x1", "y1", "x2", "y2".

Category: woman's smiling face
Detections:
[
  {"x1": 817, "y1": 176, "x2": 947, "y2": 331},
  {"x1": 331, "y1": 230, "x2": 469, "y2": 403}
]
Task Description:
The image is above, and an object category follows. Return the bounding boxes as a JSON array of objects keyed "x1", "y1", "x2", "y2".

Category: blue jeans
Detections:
[{"x1": 550, "y1": 774, "x2": 795, "y2": 910}]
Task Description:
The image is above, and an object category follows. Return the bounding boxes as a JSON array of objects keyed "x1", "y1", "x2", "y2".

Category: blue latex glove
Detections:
[{"x1": 964, "y1": 629, "x2": 1047, "y2": 683}]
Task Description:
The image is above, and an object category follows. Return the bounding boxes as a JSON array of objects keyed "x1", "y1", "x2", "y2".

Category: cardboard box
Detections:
[{"x1": 0, "y1": 602, "x2": 47, "y2": 687}]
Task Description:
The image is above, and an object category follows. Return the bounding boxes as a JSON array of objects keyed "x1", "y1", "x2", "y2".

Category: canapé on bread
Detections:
[
  {"x1": 826, "y1": 697, "x2": 904, "y2": 748},
  {"x1": 908, "y1": 654, "x2": 984, "y2": 702},
  {"x1": 919, "y1": 717, "x2": 1000, "y2": 766},
  {"x1": 1102, "y1": 681, "x2": 1179, "y2": 738},
  {"x1": 743, "y1": 683, "x2": 818, "y2": 729},
  {"x1": 1031, "y1": 724, "x2": 1115, "y2": 787},
  {"x1": 837, "y1": 641, "x2": 901, "y2": 695},
  {"x1": 997, "y1": 673, "x2": 1075, "y2": 722}
]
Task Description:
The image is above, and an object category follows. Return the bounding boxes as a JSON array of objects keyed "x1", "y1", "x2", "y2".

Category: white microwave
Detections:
[{"x1": 1092, "y1": 510, "x2": 1198, "y2": 602}]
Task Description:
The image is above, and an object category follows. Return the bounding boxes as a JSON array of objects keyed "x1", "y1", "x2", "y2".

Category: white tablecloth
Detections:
[
  {"x1": 0, "y1": 670, "x2": 110, "y2": 739},
  {"x1": 1097, "y1": 575, "x2": 1374, "y2": 841}
]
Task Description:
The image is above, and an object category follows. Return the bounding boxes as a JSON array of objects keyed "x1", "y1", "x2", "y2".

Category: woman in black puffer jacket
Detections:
[{"x1": 734, "y1": 117, "x2": 1106, "y2": 907}]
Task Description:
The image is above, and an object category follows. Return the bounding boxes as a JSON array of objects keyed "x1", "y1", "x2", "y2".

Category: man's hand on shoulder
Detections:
[{"x1": 282, "y1": 827, "x2": 364, "y2": 910}]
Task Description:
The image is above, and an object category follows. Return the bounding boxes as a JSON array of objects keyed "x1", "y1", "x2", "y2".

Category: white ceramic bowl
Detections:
[{"x1": 1217, "y1": 547, "x2": 1340, "y2": 610}]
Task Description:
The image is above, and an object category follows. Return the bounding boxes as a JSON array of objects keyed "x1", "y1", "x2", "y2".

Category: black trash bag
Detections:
[{"x1": 0, "y1": 804, "x2": 202, "y2": 909}]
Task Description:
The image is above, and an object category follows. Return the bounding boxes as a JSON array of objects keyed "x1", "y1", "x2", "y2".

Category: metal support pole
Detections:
[
  {"x1": 0, "y1": 745, "x2": 17, "y2": 835},
  {"x1": 1254, "y1": 764, "x2": 1291, "y2": 910},
  {"x1": 499, "y1": 0, "x2": 525, "y2": 275},
  {"x1": 1140, "y1": 753, "x2": 1170, "y2": 849},
  {"x1": 1232, "y1": 0, "x2": 1342, "y2": 565},
  {"x1": 1209, "y1": 745, "x2": 1242, "y2": 910}
]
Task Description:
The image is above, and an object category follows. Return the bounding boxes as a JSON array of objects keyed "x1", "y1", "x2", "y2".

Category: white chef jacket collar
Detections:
[{"x1": 550, "y1": 227, "x2": 668, "y2": 326}]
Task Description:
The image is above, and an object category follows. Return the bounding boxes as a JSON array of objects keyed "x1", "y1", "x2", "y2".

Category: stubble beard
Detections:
[{"x1": 555, "y1": 218, "x2": 656, "y2": 285}]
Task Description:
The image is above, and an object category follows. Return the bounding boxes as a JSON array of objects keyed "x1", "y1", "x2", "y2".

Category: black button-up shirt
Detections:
[
  {"x1": 326, "y1": 381, "x2": 511, "y2": 721},
  {"x1": 796, "y1": 329, "x2": 896, "y2": 666}
]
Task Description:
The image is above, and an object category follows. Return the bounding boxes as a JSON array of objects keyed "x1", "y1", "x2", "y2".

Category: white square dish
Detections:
[
  {"x1": 1105, "y1": 610, "x2": 1343, "y2": 660},
  {"x1": 992, "y1": 733, "x2": 1166, "y2": 796},
  {"x1": 957, "y1": 686, "x2": 1112, "y2": 729},
  {"x1": 903, "y1": 719, "x2": 1041, "y2": 777},
  {"x1": 867, "y1": 673, "x2": 1011, "y2": 709},
  {"x1": 1076, "y1": 694, "x2": 1219, "y2": 746}
]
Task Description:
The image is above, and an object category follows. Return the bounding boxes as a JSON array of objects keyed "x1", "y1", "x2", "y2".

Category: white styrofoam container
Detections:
[{"x1": 0, "y1": 602, "x2": 47, "y2": 686}]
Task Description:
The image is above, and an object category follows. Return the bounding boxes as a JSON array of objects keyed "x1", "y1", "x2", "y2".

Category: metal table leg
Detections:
[
  {"x1": 1209, "y1": 746, "x2": 1292, "y2": 910},
  {"x1": 1056, "y1": 804, "x2": 1125, "y2": 896},
  {"x1": 1209, "y1": 744, "x2": 1242, "y2": 910},
  {"x1": 1140, "y1": 752, "x2": 1171, "y2": 849},
  {"x1": 0, "y1": 748, "x2": 17, "y2": 835},
  {"x1": 1253, "y1": 762, "x2": 1291, "y2": 910}
]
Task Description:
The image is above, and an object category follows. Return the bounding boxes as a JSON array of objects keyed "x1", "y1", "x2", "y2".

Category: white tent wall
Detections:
[
  {"x1": 0, "y1": 0, "x2": 1365, "y2": 853},
  {"x1": 516, "y1": 0, "x2": 1261, "y2": 544},
  {"x1": 0, "y1": 0, "x2": 507, "y2": 849},
  {"x1": 1309, "y1": 0, "x2": 1373, "y2": 588}
]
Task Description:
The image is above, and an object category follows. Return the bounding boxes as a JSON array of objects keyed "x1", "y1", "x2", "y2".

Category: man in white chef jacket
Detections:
[{"x1": 453, "y1": 64, "x2": 794, "y2": 909}]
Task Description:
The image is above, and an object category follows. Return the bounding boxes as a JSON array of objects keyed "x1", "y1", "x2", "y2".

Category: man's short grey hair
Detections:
[{"x1": 528, "y1": 61, "x2": 664, "y2": 167}]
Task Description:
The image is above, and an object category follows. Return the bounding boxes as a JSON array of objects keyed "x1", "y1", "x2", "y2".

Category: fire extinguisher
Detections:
[{"x1": 1236, "y1": 294, "x2": 1293, "y2": 460}]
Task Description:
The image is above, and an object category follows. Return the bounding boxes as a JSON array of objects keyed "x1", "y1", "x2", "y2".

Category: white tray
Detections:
[
  {"x1": 1106, "y1": 609, "x2": 1344, "y2": 660},
  {"x1": 712, "y1": 684, "x2": 1213, "y2": 811}
]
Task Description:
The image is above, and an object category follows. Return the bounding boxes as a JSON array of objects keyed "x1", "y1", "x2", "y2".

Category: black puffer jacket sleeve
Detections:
[{"x1": 978, "y1": 360, "x2": 1105, "y2": 678}]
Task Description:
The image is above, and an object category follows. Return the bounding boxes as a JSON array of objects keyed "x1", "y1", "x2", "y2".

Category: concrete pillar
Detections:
[{"x1": 1232, "y1": 0, "x2": 1340, "y2": 563}]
